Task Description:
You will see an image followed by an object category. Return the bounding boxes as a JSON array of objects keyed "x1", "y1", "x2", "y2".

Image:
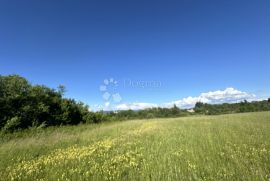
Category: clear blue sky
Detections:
[{"x1": 0, "y1": 0, "x2": 270, "y2": 109}]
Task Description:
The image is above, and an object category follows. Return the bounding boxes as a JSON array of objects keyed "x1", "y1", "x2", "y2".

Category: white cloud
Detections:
[
  {"x1": 164, "y1": 87, "x2": 257, "y2": 109},
  {"x1": 115, "y1": 87, "x2": 259, "y2": 110},
  {"x1": 105, "y1": 102, "x2": 110, "y2": 107},
  {"x1": 116, "y1": 102, "x2": 158, "y2": 110}
]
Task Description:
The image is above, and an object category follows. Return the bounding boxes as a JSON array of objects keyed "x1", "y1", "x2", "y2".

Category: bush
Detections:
[
  {"x1": 92, "y1": 112, "x2": 108, "y2": 124},
  {"x1": 3, "y1": 116, "x2": 22, "y2": 132},
  {"x1": 146, "y1": 113, "x2": 155, "y2": 119}
]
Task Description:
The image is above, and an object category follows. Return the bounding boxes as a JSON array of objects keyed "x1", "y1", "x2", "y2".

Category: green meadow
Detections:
[{"x1": 1, "y1": 112, "x2": 269, "y2": 181}]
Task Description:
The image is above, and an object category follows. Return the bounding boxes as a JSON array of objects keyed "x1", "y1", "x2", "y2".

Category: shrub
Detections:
[
  {"x1": 3, "y1": 116, "x2": 22, "y2": 132},
  {"x1": 85, "y1": 112, "x2": 108, "y2": 124},
  {"x1": 146, "y1": 113, "x2": 155, "y2": 119}
]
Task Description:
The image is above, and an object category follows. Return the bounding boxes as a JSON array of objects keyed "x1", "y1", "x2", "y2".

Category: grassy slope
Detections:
[{"x1": 0, "y1": 112, "x2": 270, "y2": 180}]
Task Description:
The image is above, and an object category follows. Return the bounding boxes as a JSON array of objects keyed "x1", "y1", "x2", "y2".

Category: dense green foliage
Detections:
[
  {"x1": 1, "y1": 112, "x2": 269, "y2": 180},
  {"x1": 0, "y1": 75, "x2": 91, "y2": 132},
  {"x1": 194, "y1": 100, "x2": 270, "y2": 115},
  {"x1": 107, "y1": 100, "x2": 270, "y2": 121},
  {"x1": 107, "y1": 105, "x2": 192, "y2": 120}
]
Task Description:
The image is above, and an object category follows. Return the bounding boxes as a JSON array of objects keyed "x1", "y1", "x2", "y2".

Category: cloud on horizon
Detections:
[
  {"x1": 115, "y1": 102, "x2": 158, "y2": 110},
  {"x1": 115, "y1": 87, "x2": 260, "y2": 110}
]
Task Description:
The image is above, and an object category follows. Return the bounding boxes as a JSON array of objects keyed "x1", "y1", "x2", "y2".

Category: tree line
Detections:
[
  {"x1": 194, "y1": 99, "x2": 270, "y2": 115},
  {"x1": 0, "y1": 75, "x2": 108, "y2": 132},
  {"x1": 106, "y1": 105, "x2": 193, "y2": 121},
  {"x1": 1, "y1": 74, "x2": 270, "y2": 132}
]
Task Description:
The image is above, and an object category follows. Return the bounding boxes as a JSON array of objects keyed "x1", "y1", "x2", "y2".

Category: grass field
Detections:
[{"x1": 0, "y1": 112, "x2": 270, "y2": 181}]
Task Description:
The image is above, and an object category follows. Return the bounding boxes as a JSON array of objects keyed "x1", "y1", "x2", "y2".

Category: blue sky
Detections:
[{"x1": 0, "y1": 0, "x2": 270, "y2": 110}]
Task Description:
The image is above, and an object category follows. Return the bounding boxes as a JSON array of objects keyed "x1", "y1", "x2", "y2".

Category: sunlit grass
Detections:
[{"x1": 1, "y1": 112, "x2": 270, "y2": 180}]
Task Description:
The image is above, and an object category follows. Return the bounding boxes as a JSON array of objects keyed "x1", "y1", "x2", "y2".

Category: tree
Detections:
[
  {"x1": 86, "y1": 112, "x2": 107, "y2": 124},
  {"x1": 60, "y1": 99, "x2": 83, "y2": 125},
  {"x1": 171, "y1": 104, "x2": 180, "y2": 116},
  {"x1": 57, "y1": 85, "x2": 66, "y2": 96},
  {"x1": 195, "y1": 102, "x2": 204, "y2": 109},
  {"x1": 0, "y1": 74, "x2": 95, "y2": 131},
  {"x1": 194, "y1": 102, "x2": 205, "y2": 113},
  {"x1": 0, "y1": 75, "x2": 31, "y2": 128}
]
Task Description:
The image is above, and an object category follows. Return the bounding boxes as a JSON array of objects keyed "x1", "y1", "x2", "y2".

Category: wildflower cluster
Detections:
[{"x1": 7, "y1": 128, "x2": 149, "y2": 180}]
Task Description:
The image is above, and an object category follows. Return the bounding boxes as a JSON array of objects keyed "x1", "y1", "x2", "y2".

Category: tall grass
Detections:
[{"x1": 1, "y1": 112, "x2": 269, "y2": 180}]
